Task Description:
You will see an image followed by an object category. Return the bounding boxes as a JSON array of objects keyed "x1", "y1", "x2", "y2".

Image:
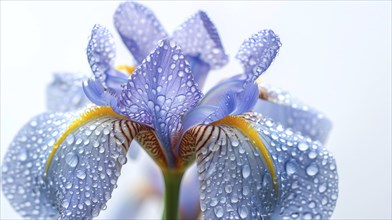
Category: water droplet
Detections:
[
  {"x1": 66, "y1": 134, "x2": 75, "y2": 145},
  {"x1": 65, "y1": 153, "x2": 79, "y2": 168},
  {"x1": 214, "y1": 206, "x2": 224, "y2": 218},
  {"x1": 18, "y1": 149, "x2": 28, "y2": 161},
  {"x1": 231, "y1": 139, "x2": 239, "y2": 147},
  {"x1": 306, "y1": 163, "x2": 319, "y2": 176},
  {"x1": 30, "y1": 120, "x2": 37, "y2": 127},
  {"x1": 298, "y1": 142, "x2": 309, "y2": 151},
  {"x1": 225, "y1": 185, "x2": 233, "y2": 193},
  {"x1": 303, "y1": 212, "x2": 313, "y2": 220},
  {"x1": 210, "y1": 198, "x2": 218, "y2": 207},
  {"x1": 242, "y1": 165, "x2": 251, "y2": 178},
  {"x1": 118, "y1": 155, "x2": 127, "y2": 165},
  {"x1": 318, "y1": 183, "x2": 327, "y2": 193},
  {"x1": 285, "y1": 160, "x2": 297, "y2": 175},
  {"x1": 76, "y1": 170, "x2": 86, "y2": 179},
  {"x1": 308, "y1": 151, "x2": 318, "y2": 159},
  {"x1": 238, "y1": 205, "x2": 249, "y2": 219}
]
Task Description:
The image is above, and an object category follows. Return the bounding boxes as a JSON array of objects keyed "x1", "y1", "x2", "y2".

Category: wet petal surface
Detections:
[{"x1": 114, "y1": 2, "x2": 168, "y2": 63}]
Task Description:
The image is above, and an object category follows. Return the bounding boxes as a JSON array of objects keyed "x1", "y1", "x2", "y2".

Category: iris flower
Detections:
[{"x1": 1, "y1": 2, "x2": 338, "y2": 220}]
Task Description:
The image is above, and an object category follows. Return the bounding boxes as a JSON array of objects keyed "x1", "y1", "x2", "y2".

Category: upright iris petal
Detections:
[
  {"x1": 114, "y1": 2, "x2": 169, "y2": 63},
  {"x1": 237, "y1": 29, "x2": 281, "y2": 82},
  {"x1": 172, "y1": 11, "x2": 228, "y2": 87},
  {"x1": 86, "y1": 24, "x2": 128, "y2": 96},
  {"x1": 118, "y1": 39, "x2": 202, "y2": 166}
]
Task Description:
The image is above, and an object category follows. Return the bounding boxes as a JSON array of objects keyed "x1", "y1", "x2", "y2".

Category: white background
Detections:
[{"x1": 1, "y1": 1, "x2": 391, "y2": 219}]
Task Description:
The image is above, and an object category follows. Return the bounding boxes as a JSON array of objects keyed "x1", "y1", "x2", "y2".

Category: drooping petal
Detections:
[
  {"x1": 172, "y1": 11, "x2": 227, "y2": 87},
  {"x1": 46, "y1": 73, "x2": 90, "y2": 112},
  {"x1": 236, "y1": 29, "x2": 281, "y2": 82},
  {"x1": 87, "y1": 24, "x2": 128, "y2": 94},
  {"x1": 118, "y1": 39, "x2": 202, "y2": 165},
  {"x1": 2, "y1": 113, "x2": 71, "y2": 218},
  {"x1": 190, "y1": 113, "x2": 338, "y2": 219},
  {"x1": 172, "y1": 11, "x2": 228, "y2": 70},
  {"x1": 253, "y1": 84, "x2": 332, "y2": 144},
  {"x1": 2, "y1": 107, "x2": 144, "y2": 219},
  {"x1": 114, "y1": 2, "x2": 169, "y2": 63}
]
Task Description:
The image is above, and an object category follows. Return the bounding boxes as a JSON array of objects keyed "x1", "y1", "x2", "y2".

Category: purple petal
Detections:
[
  {"x1": 185, "y1": 55, "x2": 211, "y2": 89},
  {"x1": 82, "y1": 79, "x2": 120, "y2": 113},
  {"x1": 114, "y1": 2, "x2": 168, "y2": 63},
  {"x1": 183, "y1": 79, "x2": 258, "y2": 129},
  {"x1": 172, "y1": 11, "x2": 228, "y2": 69},
  {"x1": 118, "y1": 39, "x2": 202, "y2": 162},
  {"x1": 236, "y1": 29, "x2": 281, "y2": 82}
]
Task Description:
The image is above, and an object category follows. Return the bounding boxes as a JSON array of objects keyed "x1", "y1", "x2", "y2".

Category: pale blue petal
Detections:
[
  {"x1": 114, "y1": 2, "x2": 169, "y2": 63},
  {"x1": 2, "y1": 113, "x2": 74, "y2": 218},
  {"x1": 182, "y1": 105, "x2": 219, "y2": 132},
  {"x1": 2, "y1": 111, "x2": 142, "y2": 219},
  {"x1": 86, "y1": 24, "x2": 128, "y2": 94},
  {"x1": 118, "y1": 39, "x2": 202, "y2": 165},
  {"x1": 46, "y1": 114, "x2": 139, "y2": 219},
  {"x1": 172, "y1": 11, "x2": 228, "y2": 69},
  {"x1": 253, "y1": 85, "x2": 332, "y2": 144},
  {"x1": 236, "y1": 29, "x2": 281, "y2": 82},
  {"x1": 195, "y1": 123, "x2": 278, "y2": 219},
  {"x1": 46, "y1": 72, "x2": 90, "y2": 112},
  {"x1": 179, "y1": 165, "x2": 201, "y2": 219},
  {"x1": 194, "y1": 112, "x2": 338, "y2": 219},
  {"x1": 246, "y1": 112, "x2": 338, "y2": 219}
]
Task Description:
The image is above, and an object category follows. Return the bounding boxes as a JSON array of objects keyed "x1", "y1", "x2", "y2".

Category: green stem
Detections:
[{"x1": 162, "y1": 170, "x2": 184, "y2": 220}]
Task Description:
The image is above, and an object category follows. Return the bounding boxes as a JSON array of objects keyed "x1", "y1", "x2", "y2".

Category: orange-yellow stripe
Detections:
[
  {"x1": 44, "y1": 106, "x2": 127, "y2": 174},
  {"x1": 212, "y1": 115, "x2": 278, "y2": 193}
]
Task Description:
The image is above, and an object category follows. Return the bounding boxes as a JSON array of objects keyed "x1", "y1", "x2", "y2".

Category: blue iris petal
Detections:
[
  {"x1": 118, "y1": 39, "x2": 202, "y2": 165},
  {"x1": 236, "y1": 29, "x2": 281, "y2": 82},
  {"x1": 172, "y1": 11, "x2": 228, "y2": 87},
  {"x1": 87, "y1": 24, "x2": 128, "y2": 96},
  {"x1": 82, "y1": 79, "x2": 119, "y2": 113},
  {"x1": 114, "y1": 2, "x2": 169, "y2": 63}
]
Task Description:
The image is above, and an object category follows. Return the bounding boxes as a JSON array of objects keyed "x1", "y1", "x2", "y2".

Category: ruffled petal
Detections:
[
  {"x1": 185, "y1": 55, "x2": 211, "y2": 89},
  {"x1": 244, "y1": 112, "x2": 338, "y2": 219},
  {"x1": 118, "y1": 39, "x2": 202, "y2": 164},
  {"x1": 114, "y1": 2, "x2": 169, "y2": 63},
  {"x1": 189, "y1": 113, "x2": 338, "y2": 219},
  {"x1": 253, "y1": 84, "x2": 332, "y2": 144},
  {"x1": 86, "y1": 24, "x2": 128, "y2": 94},
  {"x1": 46, "y1": 73, "x2": 90, "y2": 112},
  {"x1": 172, "y1": 11, "x2": 228, "y2": 69},
  {"x1": 236, "y1": 29, "x2": 281, "y2": 82},
  {"x1": 2, "y1": 108, "x2": 144, "y2": 219}
]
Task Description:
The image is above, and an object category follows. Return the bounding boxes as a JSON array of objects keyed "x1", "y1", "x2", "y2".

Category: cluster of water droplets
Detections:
[
  {"x1": 236, "y1": 29, "x2": 281, "y2": 82},
  {"x1": 255, "y1": 84, "x2": 332, "y2": 144},
  {"x1": 243, "y1": 112, "x2": 338, "y2": 219},
  {"x1": 46, "y1": 116, "x2": 129, "y2": 219},
  {"x1": 87, "y1": 24, "x2": 117, "y2": 87},
  {"x1": 196, "y1": 125, "x2": 278, "y2": 219},
  {"x1": 172, "y1": 11, "x2": 228, "y2": 69},
  {"x1": 2, "y1": 113, "x2": 72, "y2": 218},
  {"x1": 114, "y1": 2, "x2": 169, "y2": 63},
  {"x1": 118, "y1": 39, "x2": 202, "y2": 153}
]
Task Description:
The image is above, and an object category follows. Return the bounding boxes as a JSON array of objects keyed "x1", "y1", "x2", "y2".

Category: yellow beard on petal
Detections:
[
  {"x1": 45, "y1": 106, "x2": 127, "y2": 174},
  {"x1": 212, "y1": 115, "x2": 278, "y2": 193}
]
